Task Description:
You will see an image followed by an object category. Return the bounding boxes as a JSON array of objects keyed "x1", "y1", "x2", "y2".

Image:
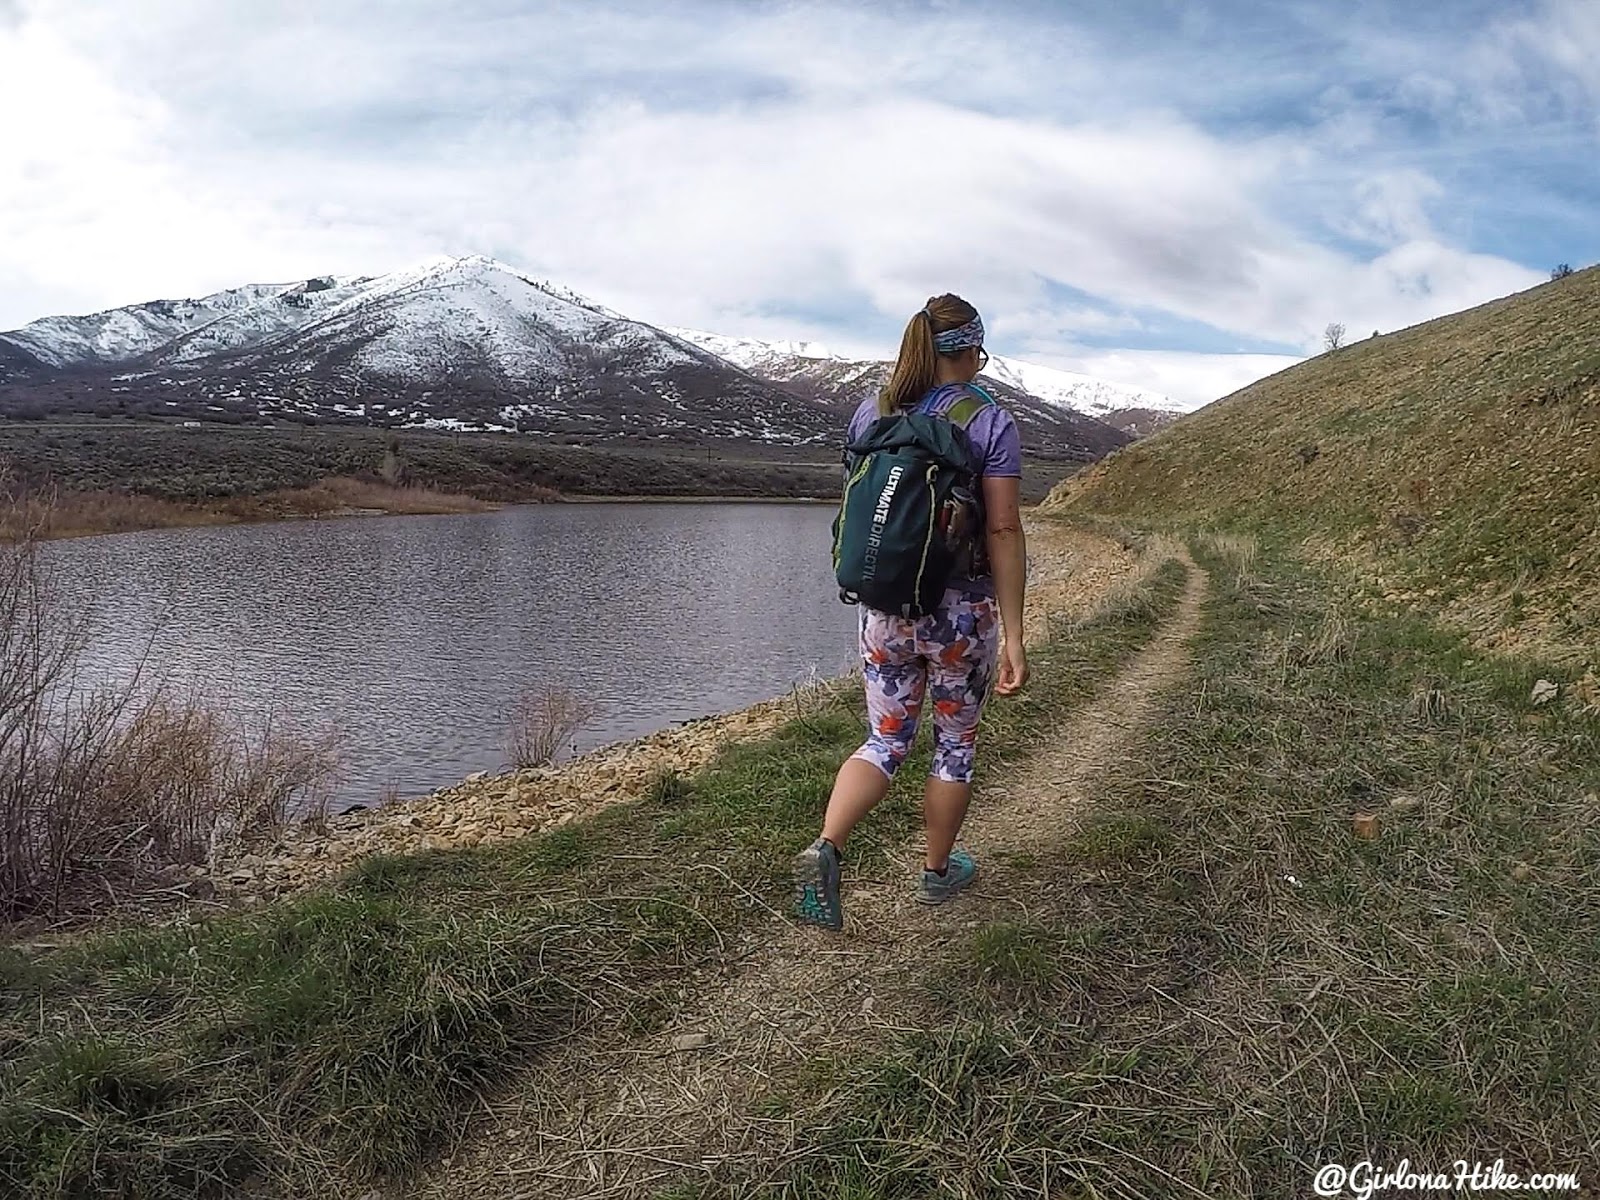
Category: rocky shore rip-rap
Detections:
[{"x1": 206, "y1": 516, "x2": 1136, "y2": 903}]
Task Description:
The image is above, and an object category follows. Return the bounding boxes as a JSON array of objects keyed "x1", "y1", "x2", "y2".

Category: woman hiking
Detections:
[{"x1": 794, "y1": 293, "x2": 1028, "y2": 931}]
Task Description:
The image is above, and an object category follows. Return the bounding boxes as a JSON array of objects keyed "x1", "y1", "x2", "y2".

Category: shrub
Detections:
[
  {"x1": 0, "y1": 484, "x2": 337, "y2": 917},
  {"x1": 505, "y1": 684, "x2": 601, "y2": 769}
]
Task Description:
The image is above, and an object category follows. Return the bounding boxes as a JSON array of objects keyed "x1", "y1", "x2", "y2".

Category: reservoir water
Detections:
[{"x1": 42, "y1": 502, "x2": 859, "y2": 811}]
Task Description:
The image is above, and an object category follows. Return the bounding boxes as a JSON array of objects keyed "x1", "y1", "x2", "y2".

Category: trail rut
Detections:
[{"x1": 406, "y1": 529, "x2": 1209, "y2": 1200}]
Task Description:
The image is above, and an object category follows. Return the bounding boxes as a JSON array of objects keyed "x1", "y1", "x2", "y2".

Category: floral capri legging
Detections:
[{"x1": 850, "y1": 583, "x2": 1002, "y2": 785}]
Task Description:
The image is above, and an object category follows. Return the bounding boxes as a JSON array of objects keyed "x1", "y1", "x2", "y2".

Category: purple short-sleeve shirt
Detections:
[{"x1": 845, "y1": 383, "x2": 1022, "y2": 595}]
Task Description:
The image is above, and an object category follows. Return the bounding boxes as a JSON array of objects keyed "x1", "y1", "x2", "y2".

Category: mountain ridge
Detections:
[
  {"x1": 0, "y1": 257, "x2": 1141, "y2": 458},
  {"x1": 667, "y1": 326, "x2": 1184, "y2": 439},
  {"x1": 0, "y1": 257, "x2": 845, "y2": 446}
]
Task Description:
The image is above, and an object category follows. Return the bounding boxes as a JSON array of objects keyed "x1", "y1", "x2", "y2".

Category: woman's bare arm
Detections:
[{"x1": 982, "y1": 475, "x2": 1029, "y2": 693}]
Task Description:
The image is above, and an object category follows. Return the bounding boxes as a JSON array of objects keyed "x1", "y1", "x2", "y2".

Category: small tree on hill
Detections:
[
  {"x1": 1323, "y1": 322, "x2": 1346, "y2": 352},
  {"x1": 1551, "y1": 264, "x2": 1574, "y2": 280}
]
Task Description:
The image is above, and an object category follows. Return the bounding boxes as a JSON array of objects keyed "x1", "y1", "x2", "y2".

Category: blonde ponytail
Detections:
[{"x1": 877, "y1": 294, "x2": 980, "y2": 416}]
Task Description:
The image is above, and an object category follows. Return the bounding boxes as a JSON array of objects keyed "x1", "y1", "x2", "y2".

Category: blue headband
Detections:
[{"x1": 927, "y1": 312, "x2": 984, "y2": 353}]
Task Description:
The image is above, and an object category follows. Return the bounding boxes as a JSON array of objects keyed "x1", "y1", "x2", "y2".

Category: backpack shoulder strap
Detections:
[{"x1": 945, "y1": 383, "x2": 998, "y2": 430}]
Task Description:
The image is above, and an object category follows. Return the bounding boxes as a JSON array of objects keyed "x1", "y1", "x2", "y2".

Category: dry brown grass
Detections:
[
  {"x1": 9, "y1": 475, "x2": 505, "y2": 542},
  {"x1": 0, "y1": 487, "x2": 338, "y2": 919},
  {"x1": 1195, "y1": 528, "x2": 1259, "y2": 578},
  {"x1": 258, "y1": 476, "x2": 502, "y2": 518},
  {"x1": 108, "y1": 699, "x2": 339, "y2": 865},
  {"x1": 29, "y1": 490, "x2": 223, "y2": 539},
  {"x1": 1046, "y1": 531, "x2": 1188, "y2": 641}
]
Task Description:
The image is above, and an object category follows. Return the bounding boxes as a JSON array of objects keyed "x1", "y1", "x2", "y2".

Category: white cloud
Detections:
[
  {"x1": 992, "y1": 305, "x2": 1148, "y2": 346},
  {"x1": 1028, "y1": 349, "x2": 1306, "y2": 412},
  {"x1": 1319, "y1": 0, "x2": 1600, "y2": 133},
  {"x1": 0, "y1": 0, "x2": 1580, "y2": 406},
  {"x1": 0, "y1": 19, "x2": 237, "y2": 312},
  {"x1": 1341, "y1": 169, "x2": 1446, "y2": 245}
]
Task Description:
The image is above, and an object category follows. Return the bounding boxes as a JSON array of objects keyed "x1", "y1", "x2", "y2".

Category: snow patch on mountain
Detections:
[
  {"x1": 664, "y1": 327, "x2": 845, "y2": 371},
  {"x1": 981, "y1": 354, "x2": 1174, "y2": 419},
  {"x1": 668, "y1": 326, "x2": 1178, "y2": 421},
  {"x1": 0, "y1": 255, "x2": 716, "y2": 391},
  {"x1": 156, "y1": 275, "x2": 375, "y2": 364},
  {"x1": 4, "y1": 283, "x2": 299, "y2": 367}
]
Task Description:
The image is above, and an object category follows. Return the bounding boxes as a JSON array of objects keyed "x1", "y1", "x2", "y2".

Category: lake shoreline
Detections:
[
  {"x1": 0, "y1": 513, "x2": 1116, "y2": 934},
  {"x1": 7, "y1": 480, "x2": 841, "y2": 542},
  {"x1": 0, "y1": 423, "x2": 850, "y2": 541},
  {"x1": 558, "y1": 493, "x2": 837, "y2": 505},
  {"x1": 9, "y1": 477, "x2": 511, "y2": 542},
  {"x1": 203, "y1": 673, "x2": 863, "y2": 906},
  {"x1": 22, "y1": 498, "x2": 866, "y2": 912}
]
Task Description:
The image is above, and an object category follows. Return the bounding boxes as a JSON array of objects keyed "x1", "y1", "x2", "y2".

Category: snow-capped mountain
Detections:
[
  {"x1": 0, "y1": 258, "x2": 1162, "y2": 455},
  {"x1": 979, "y1": 356, "x2": 1169, "y2": 419},
  {"x1": 0, "y1": 257, "x2": 846, "y2": 445},
  {"x1": 664, "y1": 328, "x2": 884, "y2": 397},
  {"x1": 3, "y1": 282, "x2": 309, "y2": 369},
  {"x1": 668, "y1": 329, "x2": 1145, "y2": 460},
  {"x1": 980, "y1": 357, "x2": 1183, "y2": 439},
  {"x1": 190, "y1": 255, "x2": 709, "y2": 383},
  {"x1": 667, "y1": 328, "x2": 1181, "y2": 442},
  {"x1": 663, "y1": 329, "x2": 859, "y2": 378}
]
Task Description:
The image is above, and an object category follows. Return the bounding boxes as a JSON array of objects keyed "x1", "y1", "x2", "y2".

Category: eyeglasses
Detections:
[{"x1": 976, "y1": 347, "x2": 989, "y2": 373}]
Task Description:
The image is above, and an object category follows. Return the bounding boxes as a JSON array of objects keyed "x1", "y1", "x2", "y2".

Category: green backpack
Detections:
[{"x1": 832, "y1": 384, "x2": 994, "y2": 618}]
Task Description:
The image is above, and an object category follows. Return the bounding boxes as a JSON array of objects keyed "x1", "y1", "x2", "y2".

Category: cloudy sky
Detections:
[{"x1": 1, "y1": 0, "x2": 1595, "y2": 408}]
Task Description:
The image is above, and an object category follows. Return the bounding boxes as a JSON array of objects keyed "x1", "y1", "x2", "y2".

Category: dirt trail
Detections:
[{"x1": 405, "y1": 527, "x2": 1207, "y2": 1200}]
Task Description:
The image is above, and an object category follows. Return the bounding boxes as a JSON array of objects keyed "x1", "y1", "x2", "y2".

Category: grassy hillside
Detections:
[{"x1": 1044, "y1": 266, "x2": 1600, "y2": 666}]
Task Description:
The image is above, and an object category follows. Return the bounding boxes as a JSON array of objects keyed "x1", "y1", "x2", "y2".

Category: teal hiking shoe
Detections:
[
  {"x1": 793, "y1": 838, "x2": 843, "y2": 930},
  {"x1": 916, "y1": 848, "x2": 977, "y2": 905}
]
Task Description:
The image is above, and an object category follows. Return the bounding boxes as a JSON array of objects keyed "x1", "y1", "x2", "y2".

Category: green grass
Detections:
[
  {"x1": 688, "y1": 526, "x2": 1600, "y2": 1199},
  {"x1": 0, "y1": 515, "x2": 1186, "y2": 1198},
  {"x1": 0, "y1": 714, "x2": 879, "y2": 1195},
  {"x1": 1045, "y1": 265, "x2": 1600, "y2": 663}
]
